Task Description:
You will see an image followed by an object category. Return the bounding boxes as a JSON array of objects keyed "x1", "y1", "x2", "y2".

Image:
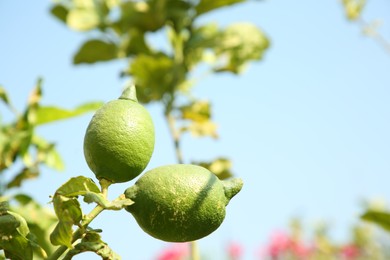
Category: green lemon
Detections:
[
  {"x1": 83, "y1": 84, "x2": 155, "y2": 183},
  {"x1": 124, "y1": 164, "x2": 243, "y2": 242}
]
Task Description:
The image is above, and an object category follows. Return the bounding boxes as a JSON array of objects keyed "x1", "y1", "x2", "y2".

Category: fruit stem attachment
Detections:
[
  {"x1": 99, "y1": 178, "x2": 112, "y2": 198},
  {"x1": 119, "y1": 82, "x2": 138, "y2": 102}
]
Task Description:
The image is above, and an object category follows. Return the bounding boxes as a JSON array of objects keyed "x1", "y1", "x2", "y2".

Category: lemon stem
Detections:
[
  {"x1": 119, "y1": 82, "x2": 138, "y2": 102},
  {"x1": 99, "y1": 178, "x2": 112, "y2": 198}
]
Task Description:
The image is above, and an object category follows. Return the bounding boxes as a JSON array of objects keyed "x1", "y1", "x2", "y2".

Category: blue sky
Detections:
[{"x1": 1, "y1": 0, "x2": 390, "y2": 259}]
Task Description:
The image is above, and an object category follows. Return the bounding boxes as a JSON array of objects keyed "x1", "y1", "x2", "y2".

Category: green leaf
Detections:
[
  {"x1": 49, "y1": 221, "x2": 73, "y2": 248},
  {"x1": 52, "y1": 196, "x2": 82, "y2": 224},
  {"x1": 50, "y1": 4, "x2": 69, "y2": 24},
  {"x1": 11, "y1": 194, "x2": 57, "y2": 256},
  {"x1": 6, "y1": 167, "x2": 39, "y2": 189},
  {"x1": 119, "y1": 29, "x2": 151, "y2": 57},
  {"x1": 361, "y1": 210, "x2": 390, "y2": 232},
  {"x1": 342, "y1": 0, "x2": 366, "y2": 20},
  {"x1": 214, "y1": 23, "x2": 269, "y2": 73},
  {"x1": 0, "y1": 86, "x2": 10, "y2": 106},
  {"x1": 180, "y1": 100, "x2": 212, "y2": 122},
  {"x1": 184, "y1": 23, "x2": 220, "y2": 68},
  {"x1": 127, "y1": 53, "x2": 182, "y2": 103},
  {"x1": 50, "y1": 195, "x2": 82, "y2": 247},
  {"x1": 193, "y1": 157, "x2": 233, "y2": 180},
  {"x1": 67, "y1": 8, "x2": 100, "y2": 31},
  {"x1": 181, "y1": 120, "x2": 218, "y2": 139},
  {"x1": 113, "y1": 1, "x2": 166, "y2": 33},
  {"x1": 35, "y1": 101, "x2": 103, "y2": 125},
  {"x1": 74, "y1": 39, "x2": 118, "y2": 64},
  {"x1": 55, "y1": 176, "x2": 100, "y2": 197},
  {"x1": 0, "y1": 232, "x2": 33, "y2": 260},
  {"x1": 196, "y1": 0, "x2": 246, "y2": 16}
]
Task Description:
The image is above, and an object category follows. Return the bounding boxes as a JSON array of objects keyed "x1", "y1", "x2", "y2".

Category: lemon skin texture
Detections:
[
  {"x1": 84, "y1": 87, "x2": 155, "y2": 183},
  {"x1": 124, "y1": 164, "x2": 243, "y2": 242}
]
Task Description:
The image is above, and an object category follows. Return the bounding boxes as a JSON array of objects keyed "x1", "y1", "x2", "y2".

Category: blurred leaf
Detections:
[
  {"x1": 74, "y1": 39, "x2": 118, "y2": 64},
  {"x1": 0, "y1": 86, "x2": 10, "y2": 106},
  {"x1": 55, "y1": 176, "x2": 100, "y2": 197},
  {"x1": 361, "y1": 210, "x2": 390, "y2": 232},
  {"x1": 342, "y1": 0, "x2": 366, "y2": 20},
  {"x1": 11, "y1": 194, "x2": 57, "y2": 255},
  {"x1": 7, "y1": 167, "x2": 39, "y2": 189},
  {"x1": 50, "y1": 4, "x2": 69, "y2": 24},
  {"x1": 184, "y1": 23, "x2": 219, "y2": 68},
  {"x1": 196, "y1": 0, "x2": 245, "y2": 16},
  {"x1": 182, "y1": 120, "x2": 218, "y2": 138},
  {"x1": 113, "y1": 0, "x2": 166, "y2": 33},
  {"x1": 193, "y1": 157, "x2": 233, "y2": 180},
  {"x1": 180, "y1": 100, "x2": 211, "y2": 122},
  {"x1": 165, "y1": 0, "x2": 194, "y2": 32},
  {"x1": 128, "y1": 53, "x2": 183, "y2": 103},
  {"x1": 0, "y1": 129, "x2": 32, "y2": 169},
  {"x1": 35, "y1": 101, "x2": 103, "y2": 125},
  {"x1": 67, "y1": 8, "x2": 100, "y2": 31},
  {"x1": 0, "y1": 232, "x2": 33, "y2": 260},
  {"x1": 119, "y1": 29, "x2": 151, "y2": 57},
  {"x1": 214, "y1": 23, "x2": 269, "y2": 73},
  {"x1": 31, "y1": 135, "x2": 65, "y2": 171}
]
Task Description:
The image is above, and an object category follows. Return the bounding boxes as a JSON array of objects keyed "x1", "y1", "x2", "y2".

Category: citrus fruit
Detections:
[
  {"x1": 83, "y1": 84, "x2": 155, "y2": 183},
  {"x1": 124, "y1": 164, "x2": 243, "y2": 242}
]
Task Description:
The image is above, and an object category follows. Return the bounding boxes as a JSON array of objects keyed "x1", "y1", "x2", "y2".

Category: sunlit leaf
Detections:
[
  {"x1": 35, "y1": 101, "x2": 103, "y2": 125},
  {"x1": 342, "y1": 0, "x2": 366, "y2": 20},
  {"x1": 182, "y1": 120, "x2": 218, "y2": 138},
  {"x1": 67, "y1": 8, "x2": 100, "y2": 31},
  {"x1": 214, "y1": 23, "x2": 269, "y2": 73},
  {"x1": 193, "y1": 157, "x2": 233, "y2": 180},
  {"x1": 196, "y1": 0, "x2": 245, "y2": 16},
  {"x1": 55, "y1": 176, "x2": 100, "y2": 197},
  {"x1": 74, "y1": 39, "x2": 118, "y2": 64},
  {"x1": 361, "y1": 210, "x2": 390, "y2": 232},
  {"x1": 180, "y1": 100, "x2": 211, "y2": 122}
]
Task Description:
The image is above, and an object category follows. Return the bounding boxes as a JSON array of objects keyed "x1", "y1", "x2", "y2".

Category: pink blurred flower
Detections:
[
  {"x1": 156, "y1": 243, "x2": 189, "y2": 260},
  {"x1": 261, "y1": 230, "x2": 312, "y2": 259},
  {"x1": 340, "y1": 244, "x2": 360, "y2": 260},
  {"x1": 227, "y1": 241, "x2": 244, "y2": 260}
]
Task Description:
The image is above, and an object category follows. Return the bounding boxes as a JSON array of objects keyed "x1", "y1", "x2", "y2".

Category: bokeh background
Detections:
[{"x1": 1, "y1": 0, "x2": 390, "y2": 259}]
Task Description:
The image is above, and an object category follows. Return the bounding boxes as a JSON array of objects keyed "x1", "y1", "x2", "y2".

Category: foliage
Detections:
[
  {"x1": 0, "y1": 0, "x2": 269, "y2": 258},
  {"x1": 341, "y1": 0, "x2": 390, "y2": 53}
]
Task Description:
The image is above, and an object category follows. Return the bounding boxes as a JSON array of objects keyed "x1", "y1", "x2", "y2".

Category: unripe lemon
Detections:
[
  {"x1": 83, "y1": 84, "x2": 155, "y2": 183},
  {"x1": 124, "y1": 164, "x2": 243, "y2": 242}
]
